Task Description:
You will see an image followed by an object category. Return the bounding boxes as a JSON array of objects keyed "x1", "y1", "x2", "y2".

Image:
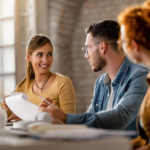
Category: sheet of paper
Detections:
[
  {"x1": 5, "y1": 94, "x2": 39, "y2": 121},
  {"x1": 27, "y1": 124, "x2": 137, "y2": 141}
]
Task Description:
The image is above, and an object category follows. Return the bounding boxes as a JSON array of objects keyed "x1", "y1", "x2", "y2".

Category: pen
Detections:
[{"x1": 39, "y1": 95, "x2": 52, "y2": 106}]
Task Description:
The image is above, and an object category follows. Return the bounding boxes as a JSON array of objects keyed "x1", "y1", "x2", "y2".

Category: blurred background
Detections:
[{"x1": 0, "y1": 0, "x2": 145, "y2": 113}]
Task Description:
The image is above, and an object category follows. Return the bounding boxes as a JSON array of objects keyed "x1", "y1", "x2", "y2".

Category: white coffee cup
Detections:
[{"x1": 0, "y1": 109, "x2": 7, "y2": 128}]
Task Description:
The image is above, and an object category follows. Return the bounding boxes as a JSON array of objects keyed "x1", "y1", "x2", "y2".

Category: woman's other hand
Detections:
[
  {"x1": 135, "y1": 145, "x2": 150, "y2": 150},
  {"x1": 7, "y1": 114, "x2": 21, "y2": 122}
]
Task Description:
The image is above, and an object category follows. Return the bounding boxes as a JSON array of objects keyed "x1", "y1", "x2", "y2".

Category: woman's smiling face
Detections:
[{"x1": 27, "y1": 43, "x2": 53, "y2": 75}]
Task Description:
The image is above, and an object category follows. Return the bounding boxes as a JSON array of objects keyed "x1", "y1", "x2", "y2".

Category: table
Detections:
[{"x1": 0, "y1": 127, "x2": 132, "y2": 150}]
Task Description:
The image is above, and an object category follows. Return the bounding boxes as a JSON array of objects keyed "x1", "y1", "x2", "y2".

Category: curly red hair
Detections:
[
  {"x1": 142, "y1": 0, "x2": 150, "y2": 9},
  {"x1": 118, "y1": 5, "x2": 150, "y2": 51}
]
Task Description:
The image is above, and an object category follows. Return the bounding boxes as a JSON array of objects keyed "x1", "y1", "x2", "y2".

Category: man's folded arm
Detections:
[{"x1": 66, "y1": 72, "x2": 148, "y2": 129}]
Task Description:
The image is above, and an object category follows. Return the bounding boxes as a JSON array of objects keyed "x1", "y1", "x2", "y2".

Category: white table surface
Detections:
[{"x1": 0, "y1": 126, "x2": 132, "y2": 150}]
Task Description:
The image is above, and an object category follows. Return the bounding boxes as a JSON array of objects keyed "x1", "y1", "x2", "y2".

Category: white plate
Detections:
[{"x1": 28, "y1": 123, "x2": 87, "y2": 133}]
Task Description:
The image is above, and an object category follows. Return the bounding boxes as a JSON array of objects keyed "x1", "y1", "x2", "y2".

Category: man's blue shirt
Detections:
[{"x1": 66, "y1": 57, "x2": 149, "y2": 130}]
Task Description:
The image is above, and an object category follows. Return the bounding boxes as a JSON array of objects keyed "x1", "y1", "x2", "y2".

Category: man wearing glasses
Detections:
[{"x1": 40, "y1": 20, "x2": 148, "y2": 130}]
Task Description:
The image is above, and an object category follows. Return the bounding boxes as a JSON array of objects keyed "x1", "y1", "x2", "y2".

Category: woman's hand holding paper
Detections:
[
  {"x1": 1, "y1": 95, "x2": 12, "y2": 116},
  {"x1": 7, "y1": 114, "x2": 21, "y2": 122}
]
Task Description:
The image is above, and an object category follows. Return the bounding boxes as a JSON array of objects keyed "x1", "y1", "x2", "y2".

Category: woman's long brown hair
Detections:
[{"x1": 16, "y1": 34, "x2": 53, "y2": 91}]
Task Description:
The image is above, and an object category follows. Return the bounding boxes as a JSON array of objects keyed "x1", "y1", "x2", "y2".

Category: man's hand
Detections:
[
  {"x1": 39, "y1": 97, "x2": 53, "y2": 108},
  {"x1": 39, "y1": 98, "x2": 66, "y2": 124}
]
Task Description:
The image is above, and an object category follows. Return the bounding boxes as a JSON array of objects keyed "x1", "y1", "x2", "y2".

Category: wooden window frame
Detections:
[{"x1": 0, "y1": 0, "x2": 48, "y2": 102}]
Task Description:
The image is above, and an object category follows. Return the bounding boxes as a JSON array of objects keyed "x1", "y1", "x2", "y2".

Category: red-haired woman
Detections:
[{"x1": 118, "y1": 3, "x2": 150, "y2": 150}]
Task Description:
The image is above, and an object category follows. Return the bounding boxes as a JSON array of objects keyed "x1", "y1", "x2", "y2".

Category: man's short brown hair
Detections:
[{"x1": 85, "y1": 20, "x2": 120, "y2": 51}]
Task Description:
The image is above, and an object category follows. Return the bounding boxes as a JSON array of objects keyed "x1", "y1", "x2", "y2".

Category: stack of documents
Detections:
[{"x1": 27, "y1": 123, "x2": 137, "y2": 141}]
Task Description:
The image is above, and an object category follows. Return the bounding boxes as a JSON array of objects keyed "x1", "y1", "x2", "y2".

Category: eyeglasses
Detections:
[{"x1": 81, "y1": 42, "x2": 101, "y2": 56}]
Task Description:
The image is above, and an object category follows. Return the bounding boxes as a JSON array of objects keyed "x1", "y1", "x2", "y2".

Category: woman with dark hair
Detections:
[
  {"x1": 1, "y1": 34, "x2": 76, "y2": 121},
  {"x1": 118, "y1": 3, "x2": 150, "y2": 150}
]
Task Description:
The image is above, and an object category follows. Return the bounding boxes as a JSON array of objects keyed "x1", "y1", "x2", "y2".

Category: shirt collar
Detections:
[
  {"x1": 104, "y1": 57, "x2": 131, "y2": 85},
  {"x1": 104, "y1": 74, "x2": 111, "y2": 85}
]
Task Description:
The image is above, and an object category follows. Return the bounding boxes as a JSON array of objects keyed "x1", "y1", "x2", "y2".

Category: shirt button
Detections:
[
  {"x1": 96, "y1": 104, "x2": 98, "y2": 106},
  {"x1": 107, "y1": 94, "x2": 109, "y2": 96}
]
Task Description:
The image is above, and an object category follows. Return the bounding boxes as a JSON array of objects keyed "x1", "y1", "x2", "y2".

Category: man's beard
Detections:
[{"x1": 92, "y1": 51, "x2": 106, "y2": 72}]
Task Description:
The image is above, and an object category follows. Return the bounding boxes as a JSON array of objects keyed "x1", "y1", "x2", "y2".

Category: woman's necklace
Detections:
[{"x1": 35, "y1": 72, "x2": 51, "y2": 93}]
